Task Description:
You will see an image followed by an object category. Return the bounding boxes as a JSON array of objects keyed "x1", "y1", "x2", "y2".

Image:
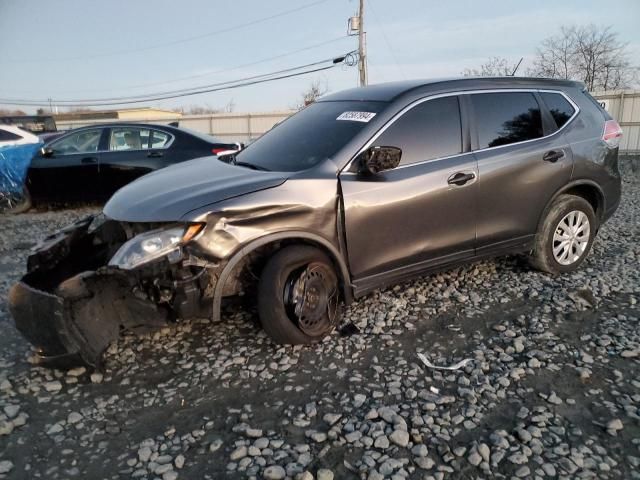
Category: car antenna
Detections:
[{"x1": 509, "y1": 57, "x2": 524, "y2": 76}]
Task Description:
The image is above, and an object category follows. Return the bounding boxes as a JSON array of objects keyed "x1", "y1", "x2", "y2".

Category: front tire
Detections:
[
  {"x1": 258, "y1": 245, "x2": 341, "y2": 344},
  {"x1": 529, "y1": 194, "x2": 596, "y2": 274}
]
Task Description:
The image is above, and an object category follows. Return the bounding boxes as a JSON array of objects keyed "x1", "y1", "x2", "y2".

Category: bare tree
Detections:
[
  {"x1": 295, "y1": 79, "x2": 328, "y2": 110},
  {"x1": 462, "y1": 57, "x2": 520, "y2": 77},
  {"x1": 530, "y1": 25, "x2": 637, "y2": 91}
]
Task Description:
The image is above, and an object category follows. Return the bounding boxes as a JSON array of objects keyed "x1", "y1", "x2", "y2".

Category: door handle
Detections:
[
  {"x1": 447, "y1": 172, "x2": 476, "y2": 186},
  {"x1": 543, "y1": 150, "x2": 565, "y2": 162},
  {"x1": 81, "y1": 157, "x2": 98, "y2": 164},
  {"x1": 147, "y1": 151, "x2": 163, "y2": 158}
]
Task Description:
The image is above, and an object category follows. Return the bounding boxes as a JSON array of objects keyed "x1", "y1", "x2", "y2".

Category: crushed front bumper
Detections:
[{"x1": 8, "y1": 216, "x2": 172, "y2": 368}]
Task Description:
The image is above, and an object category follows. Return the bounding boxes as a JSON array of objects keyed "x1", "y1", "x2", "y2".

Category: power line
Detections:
[
  {"x1": 1, "y1": 54, "x2": 350, "y2": 104},
  {"x1": 0, "y1": 0, "x2": 330, "y2": 64},
  {"x1": 0, "y1": 52, "x2": 356, "y2": 107},
  {"x1": 6, "y1": 35, "x2": 349, "y2": 96}
]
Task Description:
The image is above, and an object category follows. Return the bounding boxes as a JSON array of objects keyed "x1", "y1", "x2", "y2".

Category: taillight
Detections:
[
  {"x1": 211, "y1": 148, "x2": 227, "y2": 155},
  {"x1": 602, "y1": 120, "x2": 623, "y2": 147}
]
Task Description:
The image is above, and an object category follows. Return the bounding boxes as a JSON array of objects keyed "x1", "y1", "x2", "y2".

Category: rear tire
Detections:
[
  {"x1": 529, "y1": 194, "x2": 596, "y2": 274},
  {"x1": 258, "y1": 245, "x2": 341, "y2": 344}
]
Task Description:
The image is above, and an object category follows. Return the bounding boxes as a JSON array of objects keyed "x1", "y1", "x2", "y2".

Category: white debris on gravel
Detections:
[{"x1": 0, "y1": 177, "x2": 638, "y2": 479}]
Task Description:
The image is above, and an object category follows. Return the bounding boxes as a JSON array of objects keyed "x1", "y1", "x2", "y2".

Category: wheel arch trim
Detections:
[
  {"x1": 536, "y1": 179, "x2": 606, "y2": 234},
  {"x1": 211, "y1": 231, "x2": 353, "y2": 321}
]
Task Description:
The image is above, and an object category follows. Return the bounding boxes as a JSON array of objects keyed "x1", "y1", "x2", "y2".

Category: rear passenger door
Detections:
[
  {"x1": 470, "y1": 91, "x2": 575, "y2": 254},
  {"x1": 99, "y1": 126, "x2": 173, "y2": 198}
]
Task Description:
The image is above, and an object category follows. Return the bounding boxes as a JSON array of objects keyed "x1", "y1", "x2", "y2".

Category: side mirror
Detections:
[
  {"x1": 357, "y1": 146, "x2": 402, "y2": 174},
  {"x1": 40, "y1": 147, "x2": 54, "y2": 158}
]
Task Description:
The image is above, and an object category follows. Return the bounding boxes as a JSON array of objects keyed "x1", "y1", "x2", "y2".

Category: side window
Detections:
[
  {"x1": 471, "y1": 92, "x2": 543, "y2": 149},
  {"x1": 109, "y1": 127, "x2": 151, "y2": 151},
  {"x1": 375, "y1": 96, "x2": 462, "y2": 166},
  {"x1": 151, "y1": 130, "x2": 171, "y2": 148},
  {"x1": 50, "y1": 129, "x2": 102, "y2": 155},
  {"x1": 540, "y1": 92, "x2": 576, "y2": 130},
  {"x1": 0, "y1": 129, "x2": 21, "y2": 141}
]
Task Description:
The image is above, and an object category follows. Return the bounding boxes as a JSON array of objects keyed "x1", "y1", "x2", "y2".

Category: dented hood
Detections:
[{"x1": 103, "y1": 156, "x2": 288, "y2": 222}]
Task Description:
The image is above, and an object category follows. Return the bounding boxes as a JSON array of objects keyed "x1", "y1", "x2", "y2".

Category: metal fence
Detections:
[
  {"x1": 592, "y1": 90, "x2": 640, "y2": 154},
  {"x1": 56, "y1": 111, "x2": 295, "y2": 143}
]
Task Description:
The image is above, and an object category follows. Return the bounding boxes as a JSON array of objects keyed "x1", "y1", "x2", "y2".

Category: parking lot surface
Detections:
[{"x1": 0, "y1": 178, "x2": 638, "y2": 480}]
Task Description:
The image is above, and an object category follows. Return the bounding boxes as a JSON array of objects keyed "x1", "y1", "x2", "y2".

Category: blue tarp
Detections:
[{"x1": 0, "y1": 142, "x2": 42, "y2": 195}]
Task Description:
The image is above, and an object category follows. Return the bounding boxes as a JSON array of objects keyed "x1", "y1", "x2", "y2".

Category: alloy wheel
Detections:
[{"x1": 552, "y1": 210, "x2": 591, "y2": 265}]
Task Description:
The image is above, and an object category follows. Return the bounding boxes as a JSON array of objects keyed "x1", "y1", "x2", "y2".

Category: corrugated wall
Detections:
[
  {"x1": 54, "y1": 91, "x2": 640, "y2": 153},
  {"x1": 55, "y1": 111, "x2": 295, "y2": 143},
  {"x1": 592, "y1": 90, "x2": 640, "y2": 154}
]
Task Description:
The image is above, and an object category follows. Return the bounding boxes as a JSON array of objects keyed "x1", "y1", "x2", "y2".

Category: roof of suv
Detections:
[{"x1": 320, "y1": 77, "x2": 584, "y2": 102}]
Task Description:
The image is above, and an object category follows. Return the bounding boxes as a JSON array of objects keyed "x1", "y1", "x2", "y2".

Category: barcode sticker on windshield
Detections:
[{"x1": 336, "y1": 111, "x2": 377, "y2": 122}]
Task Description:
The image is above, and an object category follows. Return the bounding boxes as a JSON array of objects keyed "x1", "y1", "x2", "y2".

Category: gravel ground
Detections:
[{"x1": 0, "y1": 176, "x2": 638, "y2": 480}]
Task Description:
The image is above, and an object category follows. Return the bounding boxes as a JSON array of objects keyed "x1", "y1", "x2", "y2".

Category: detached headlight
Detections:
[{"x1": 109, "y1": 224, "x2": 204, "y2": 270}]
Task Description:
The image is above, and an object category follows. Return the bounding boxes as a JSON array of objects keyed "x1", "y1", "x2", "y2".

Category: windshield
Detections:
[{"x1": 234, "y1": 101, "x2": 386, "y2": 172}]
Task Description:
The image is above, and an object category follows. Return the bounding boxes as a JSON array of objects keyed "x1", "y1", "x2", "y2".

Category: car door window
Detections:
[
  {"x1": 471, "y1": 92, "x2": 543, "y2": 149},
  {"x1": 151, "y1": 130, "x2": 171, "y2": 148},
  {"x1": 109, "y1": 127, "x2": 151, "y2": 151},
  {"x1": 375, "y1": 96, "x2": 462, "y2": 166},
  {"x1": 50, "y1": 129, "x2": 102, "y2": 155},
  {"x1": 540, "y1": 92, "x2": 576, "y2": 130}
]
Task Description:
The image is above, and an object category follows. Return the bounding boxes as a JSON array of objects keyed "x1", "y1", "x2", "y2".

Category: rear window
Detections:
[
  {"x1": 235, "y1": 101, "x2": 386, "y2": 172},
  {"x1": 540, "y1": 92, "x2": 576, "y2": 129},
  {"x1": 471, "y1": 92, "x2": 543, "y2": 149}
]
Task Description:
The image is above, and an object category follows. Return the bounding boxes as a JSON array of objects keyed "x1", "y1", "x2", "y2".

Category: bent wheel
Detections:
[{"x1": 258, "y1": 245, "x2": 341, "y2": 344}]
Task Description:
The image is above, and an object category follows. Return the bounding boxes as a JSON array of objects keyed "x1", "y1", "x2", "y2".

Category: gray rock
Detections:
[
  {"x1": 43, "y1": 381, "x2": 63, "y2": 392},
  {"x1": 389, "y1": 429, "x2": 409, "y2": 447},
  {"x1": 263, "y1": 465, "x2": 286, "y2": 479},
  {"x1": 323, "y1": 413, "x2": 341, "y2": 425},
  {"x1": 230, "y1": 446, "x2": 248, "y2": 461},
  {"x1": 209, "y1": 438, "x2": 223, "y2": 452},
  {"x1": 138, "y1": 446, "x2": 152, "y2": 463},
  {"x1": 468, "y1": 452, "x2": 482, "y2": 466},
  {"x1": 0, "y1": 461, "x2": 14, "y2": 474},
  {"x1": 374, "y1": 435, "x2": 390, "y2": 449},
  {"x1": 317, "y1": 468, "x2": 334, "y2": 480},
  {"x1": 606, "y1": 418, "x2": 623, "y2": 431}
]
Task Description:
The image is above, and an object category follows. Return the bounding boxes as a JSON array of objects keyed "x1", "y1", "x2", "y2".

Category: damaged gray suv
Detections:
[{"x1": 9, "y1": 77, "x2": 622, "y2": 366}]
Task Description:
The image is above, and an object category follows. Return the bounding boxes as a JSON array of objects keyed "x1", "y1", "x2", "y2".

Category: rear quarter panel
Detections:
[{"x1": 562, "y1": 87, "x2": 621, "y2": 217}]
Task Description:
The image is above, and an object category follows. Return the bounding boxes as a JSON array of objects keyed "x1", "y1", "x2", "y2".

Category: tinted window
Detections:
[
  {"x1": 234, "y1": 101, "x2": 386, "y2": 172},
  {"x1": 151, "y1": 130, "x2": 171, "y2": 148},
  {"x1": 375, "y1": 96, "x2": 462, "y2": 166},
  {"x1": 472, "y1": 92, "x2": 543, "y2": 149},
  {"x1": 51, "y1": 129, "x2": 102, "y2": 155},
  {"x1": 540, "y1": 92, "x2": 576, "y2": 129},
  {"x1": 0, "y1": 129, "x2": 21, "y2": 141},
  {"x1": 109, "y1": 127, "x2": 151, "y2": 151}
]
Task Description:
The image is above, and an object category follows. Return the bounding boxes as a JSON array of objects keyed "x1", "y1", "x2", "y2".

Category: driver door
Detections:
[
  {"x1": 28, "y1": 128, "x2": 105, "y2": 202},
  {"x1": 339, "y1": 95, "x2": 478, "y2": 294}
]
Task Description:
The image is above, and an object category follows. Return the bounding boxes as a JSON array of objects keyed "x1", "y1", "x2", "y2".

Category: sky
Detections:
[{"x1": 1, "y1": 0, "x2": 639, "y2": 114}]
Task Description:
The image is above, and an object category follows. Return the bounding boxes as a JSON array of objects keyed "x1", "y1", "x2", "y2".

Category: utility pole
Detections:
[{"x1": 357, "y1": 0, "x2": 367, "y2": 86}]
